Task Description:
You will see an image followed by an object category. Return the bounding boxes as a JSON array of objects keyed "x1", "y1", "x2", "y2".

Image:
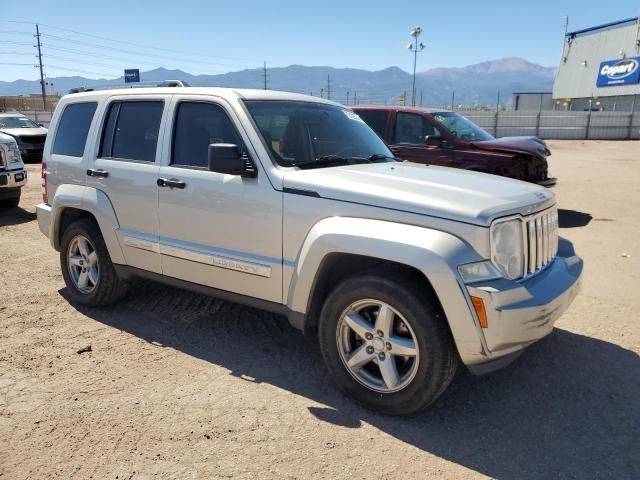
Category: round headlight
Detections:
[{"x1": 491, "y1": 219, "x2": 524, "y2": 280}]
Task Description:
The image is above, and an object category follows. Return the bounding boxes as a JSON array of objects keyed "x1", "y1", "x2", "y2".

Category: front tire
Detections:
[
  {"x1": 0, "y1": 191, "x2": 20, "y2": 208},
  {"x1": 60, "y1": 218, "x2": 127, "y2": 306},
  {"x1": 318, "y1": 273, "x2": 458, "y2": 415}
]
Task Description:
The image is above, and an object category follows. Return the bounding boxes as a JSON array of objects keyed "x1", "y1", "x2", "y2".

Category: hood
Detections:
[
  {"x1": 0, "y1": 132, "x2": 16, "y2": 145},
  {"x1": 471, "y1": 136, "x2": 550, "y2": 158},
  {"x1": 283, "y1": 162, "x2": 555, "y2": 226},
  {"x1": 0, "y1": 126, "x2": 48, "y2": 137}
]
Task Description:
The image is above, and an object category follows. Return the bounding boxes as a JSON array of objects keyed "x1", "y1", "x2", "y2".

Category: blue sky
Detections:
[{"x1": 1, "y1": 0, "x2": 639, "y2": 82}]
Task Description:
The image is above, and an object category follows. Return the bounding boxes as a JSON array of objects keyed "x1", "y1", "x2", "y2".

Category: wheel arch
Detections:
[
  {"x1": 286, "y1": 217, "x2": 490, "y2": 363},
  {"x1": 50, "y1": 184, "x2": 126, "y2": 265}
]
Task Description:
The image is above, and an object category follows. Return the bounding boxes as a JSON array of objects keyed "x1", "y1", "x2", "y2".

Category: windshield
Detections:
[
  {"x1": 244, "y1": 100, "x2": 394, "y2": 167},
  {"x1": 431, "y1": 112, "x2": 493, "y2": 142},
  {"x1": 0, "y1": 116, "x2": 40, "y2": 129}
]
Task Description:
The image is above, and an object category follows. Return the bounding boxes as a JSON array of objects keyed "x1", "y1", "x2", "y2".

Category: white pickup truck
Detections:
[
  {"x1": 36, "y1": 86, "x2": 583, "y2": 414},
  {"x1": 0, "y1": 132, "x2": 27, "y2": 207}
]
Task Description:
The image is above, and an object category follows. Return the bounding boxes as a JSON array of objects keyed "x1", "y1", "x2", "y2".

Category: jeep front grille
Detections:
[{"x1": 523, "y1": 208, "x2": 558, "y2": 276}]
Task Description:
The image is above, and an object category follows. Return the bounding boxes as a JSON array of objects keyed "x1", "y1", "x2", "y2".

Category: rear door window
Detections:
[
  {"x1": 52, "y1": 102, "x2": 98, "y2": 157},
  {"x1": 356, "y1": 110, "x2": 388, "y2": 138},
  {"x1": 100, "y1": 101, "x2": 164, "y2": 162}
]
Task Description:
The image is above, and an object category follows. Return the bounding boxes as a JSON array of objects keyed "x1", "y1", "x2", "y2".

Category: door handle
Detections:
[
  {"x1": 87, "y1": 169, "x2": 108, "y2": 178},
  {"x1": 157, "y1": 178, "x2": 186, "y2": 189}
]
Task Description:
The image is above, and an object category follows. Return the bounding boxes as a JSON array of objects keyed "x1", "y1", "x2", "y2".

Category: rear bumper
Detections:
[
  {"x1": 464, "y1": 237, "x2": 583, "y2": 370},
  {"x1": 36, "y1": 202, "x2": 52, "y2": 238}
]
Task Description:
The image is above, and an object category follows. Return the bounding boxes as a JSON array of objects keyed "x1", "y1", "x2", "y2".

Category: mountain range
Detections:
[{"x1": 0, "y1": 57, "x2": 556, "y2": 107}]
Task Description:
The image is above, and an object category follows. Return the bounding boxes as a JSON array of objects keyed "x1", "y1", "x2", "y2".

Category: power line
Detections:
[
  {"x1": 0, "y1": 62, "x2": 35, "y2": 66},
  {"x1": 45, "y1": 64, "x2": 117, "y2": 77},
  {"x1": 0, "y1": 41, "x2": 33, "y2": 46},
  {"x1": 41, "y1": 44, "x2": 233, "y2": 75},
  {"x1": 40, "y1": 33, "x2": 260, "y2": 69},
  {"x1": 1, "y1": 20, "x2": 270, "y2": 64},
  {"x1": 0, "y1": 30, "x2": 33, "y2": 35}
]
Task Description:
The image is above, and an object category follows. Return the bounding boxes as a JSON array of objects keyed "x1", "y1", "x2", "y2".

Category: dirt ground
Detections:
[{"x1": 1, "y1": 140, "x2": 638, "y2": 479}]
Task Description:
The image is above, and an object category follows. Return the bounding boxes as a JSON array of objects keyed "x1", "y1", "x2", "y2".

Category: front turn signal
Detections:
[{"x1": 470, "y1": 296, "x2": 488, "y2": 328}]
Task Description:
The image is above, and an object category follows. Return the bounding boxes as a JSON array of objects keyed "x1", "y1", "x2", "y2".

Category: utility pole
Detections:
[
  {"x1": 320, "y1": 88, "x2": 324, "y2": 99},
  {"x1": 419, "y1": 90, "x2": 423, "y2": 106},
  {"x1": 327, "y1": 74, "x2": 331, "y2": 101},
  {"x1": 353, "y1": 90, "x2": 357, "y2": 105},
  {"x1": 263, "y1": 61, "x2": 268, "y2": 90},
  {"x1": 496, "y1": 91, "x2": 501, "y2": 112},
  {"x1": 346, "y1": 91, "x2": 350, "y2": 104},
  {"x1": 35, "y1": 24, "x2": 46, "y2": 111},
  {"x1": 451, "y1": 91, "x2": 455, "y2": 111}
]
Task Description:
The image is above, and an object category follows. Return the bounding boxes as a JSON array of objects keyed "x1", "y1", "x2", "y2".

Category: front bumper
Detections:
[
  {"x1": 464, "y1": 237, "x2": 583, "y2": 372},
  {"x1": 536, "y1": 176, "x2": 557, "y2": 188},
  {"x1": 0, "y1": 167, "x2": 27, "y2": 191}
]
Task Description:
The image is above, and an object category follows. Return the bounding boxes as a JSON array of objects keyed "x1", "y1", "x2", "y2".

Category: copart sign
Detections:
[{"x1": 596, "y1": 57, "x2": 640, "y2": 87}]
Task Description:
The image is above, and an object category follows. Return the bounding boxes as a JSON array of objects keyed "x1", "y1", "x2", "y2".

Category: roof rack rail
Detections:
[{"x1": 68, "y1": 79, "x2": 191, "y2": 94}]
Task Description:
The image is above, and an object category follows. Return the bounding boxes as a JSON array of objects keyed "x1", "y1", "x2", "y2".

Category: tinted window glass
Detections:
[
  {"x1": 172, "y1": 102, "x2": 241, "y2": 168},
  {"x1": 52, "y1": 102, "x2": 97, "y2": 157},
  {"x1": 101, "y1": 101, "x2": 163, "y2": 162},
  {"x1": 356, "y1": 110, "x2": 388, "y2": 138},
  {"x1": 395, "y1": 112, "x2": 442, "y2": 144}
]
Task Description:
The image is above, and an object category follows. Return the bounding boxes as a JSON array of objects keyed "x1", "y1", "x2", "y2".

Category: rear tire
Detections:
[
  {"x1": 318, "y1": 272, "x2": 458, "y2": 415},
  {"x1": 60, "y1": 218, "x2": 127, "y2": 306}
]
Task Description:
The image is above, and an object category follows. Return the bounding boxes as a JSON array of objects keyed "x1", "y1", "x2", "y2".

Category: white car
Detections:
[
  {"x1": 36, "y1": 86, "x2": 583, "y2": 414},
  {"x1": 0, "y1": 112, "x2": 48, "y2": 162},
  {"x1": 0, "y1": 132, "x2": 27, "y2": 207}
]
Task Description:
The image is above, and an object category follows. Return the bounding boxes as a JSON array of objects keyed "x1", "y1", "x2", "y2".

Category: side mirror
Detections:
[
  {"x1": 38, "y1": 123, "x2": 45, "y2": 127},
  {"x1": 424, "y1": 135, "x2": 442, "y2": 145},
  {"x1": 208, "y1": 143, "x2": 254, "y2": 176}
]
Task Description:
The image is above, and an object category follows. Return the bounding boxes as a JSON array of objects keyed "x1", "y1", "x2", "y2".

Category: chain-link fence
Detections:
[
  {"x1": 454, "y1": 109, "x2": 640, "y2": 140},
  {"x1": 12, "y1": 109, "x2": 640, "y2": 140},
  {"x1": 14, "y1": 111, "x2": 53, "y2": 128}
]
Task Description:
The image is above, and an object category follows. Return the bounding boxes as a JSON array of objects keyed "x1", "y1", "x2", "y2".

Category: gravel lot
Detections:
[{"x1": 1, "y1": 140, "x2": 638, "y2": 479}]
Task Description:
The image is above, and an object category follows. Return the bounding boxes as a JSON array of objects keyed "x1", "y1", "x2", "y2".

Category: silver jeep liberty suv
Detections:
[{"x1": 36, "y1": 86, "x2": 582, "y2": 415}]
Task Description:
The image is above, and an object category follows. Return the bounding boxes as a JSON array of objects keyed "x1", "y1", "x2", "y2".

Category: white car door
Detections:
[
  {"x1": 157, "y1": 95, "x2": 283, "y2": 303},
  {"x1": 86, "y1": 95, "x2": 170, "y2": 274}
]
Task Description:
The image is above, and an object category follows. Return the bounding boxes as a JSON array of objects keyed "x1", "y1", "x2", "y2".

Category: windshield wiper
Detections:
[
  {"x1": 291, "y1": 154, "x2": 398, "y2": 169},
  {"x1": 367, "y1": 153, "x2": 400, "y2": 162},
  {"x1": 291, "y1": 155, "x2": 372, "y2": 169}
]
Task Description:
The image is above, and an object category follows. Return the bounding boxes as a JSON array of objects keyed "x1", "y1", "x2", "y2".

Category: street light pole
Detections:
[{"x1": 407, "y1": 27, "x2": 425, "y2": 107}]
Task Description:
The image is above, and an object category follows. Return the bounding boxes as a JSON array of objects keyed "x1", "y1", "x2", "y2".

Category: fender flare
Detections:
[
  {"x1": 287, "y1": 217, "x2": 489, "y2": 361},
  {"x1": 50, "y1": 184, "x2": 126, "y2": 265}
]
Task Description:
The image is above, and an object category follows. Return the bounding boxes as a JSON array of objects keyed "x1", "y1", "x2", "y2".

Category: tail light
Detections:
[{"x1": 41, "y1": 161, "x2": 48, "y2": 204}]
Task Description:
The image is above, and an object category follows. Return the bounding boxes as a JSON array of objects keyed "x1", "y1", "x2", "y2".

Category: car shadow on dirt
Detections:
[
  {"x1": 0, "y1": 207, "x2": 36, "y2": 227},
  {"x1": 63, "y1": 282, "x2": 639, "y2": 480}
]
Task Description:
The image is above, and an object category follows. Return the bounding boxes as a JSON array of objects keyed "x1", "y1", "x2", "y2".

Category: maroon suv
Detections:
[{"x1": 353, "y1": 106, "x2": 556, "y2": 186}]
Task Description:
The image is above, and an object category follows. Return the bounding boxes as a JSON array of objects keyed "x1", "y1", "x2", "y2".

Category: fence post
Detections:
[
  {"x1": 585, "y1": 111, "x2": 591, "y2": 140},
  {"x1": 628, "y1": 97, "x2": 636, "y2": 140}
]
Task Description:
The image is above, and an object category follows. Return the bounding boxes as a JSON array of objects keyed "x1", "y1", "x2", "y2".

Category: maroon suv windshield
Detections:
[{"x1": 432, "y1": 112, "x2": 493, "y2": 142}]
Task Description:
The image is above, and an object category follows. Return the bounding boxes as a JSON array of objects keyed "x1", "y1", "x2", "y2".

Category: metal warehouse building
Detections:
[{"x1": 553, "y1": 17, "x2": 640, "y2": 111}]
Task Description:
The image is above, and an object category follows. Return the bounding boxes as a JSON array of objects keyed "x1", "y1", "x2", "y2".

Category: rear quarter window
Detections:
[{"x1": 51, "y1": 102, "x2": 98, "y2": 157}]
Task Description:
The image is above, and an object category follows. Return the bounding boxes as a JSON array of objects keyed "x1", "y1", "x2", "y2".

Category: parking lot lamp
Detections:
[{"x1": 407, "y1": 26, "x2": 425, "y2": 106}]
